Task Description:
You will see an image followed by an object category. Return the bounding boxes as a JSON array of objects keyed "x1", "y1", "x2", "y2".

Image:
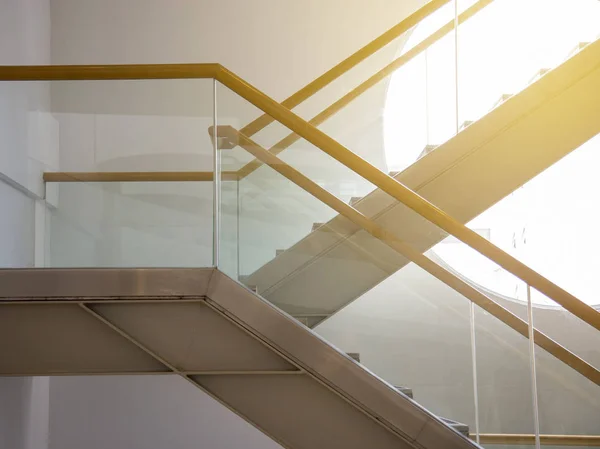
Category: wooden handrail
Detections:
[
  {"x1": 476, "y1": 434, "x2": 600, "y2": 446},
  {"x1": 0, "y1": 63, "x2": 219, "y2": 81},
  {"x1": 2, "y1": 48, "x2": 599, "y2": 335},
  {"x1": 217, "y1": 125, "x2": 600, "y2": 387},
  {"x1": 238, "y1": 0, "x2": 452, "y2": 138},
  {"x1": 214, "y1": 47, "x2": 600, "y2": 334},
  {"x1": 43, "y1": 171, "x2": 239, "y2": 182},
  {"x1": 236, "y1": 0, "x2": 494, "y2": 179}
]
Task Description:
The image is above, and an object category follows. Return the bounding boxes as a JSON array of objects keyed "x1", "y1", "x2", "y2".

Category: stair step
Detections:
[
  {"x1": 238, "y1": 274, "x2": 250, "y2": 283},
  {"x1": 349, "y1": 196, "x2": 363, "y2": 207},
  {"x1": 312, "y1": 222, "x2": 324, "y2": 232},
  {"x1": 459, "y1": 120, "x2": 474, "y2": 131},
  {"x1": 275, "y1": 249, "x2": 285, "y2": 257},
  {"x1": 394, "y1": 386, "x2": 414, "y2": 399},
  {"x1": 207, "y1": 125, "x2": 238, "y2": 150},
  {"x1": 440, "y1": 417, "x2": 469, "y2": 437},
  {"x1": 343, "y1": 355, "x2": 414, "y2": 399},
  {"x1": 237, "y1": 275, "x2": 257, "y2": 294},
  {"x1": 346, "y1": 352, "x2": 361, "y2": 362},
  {"x1": 492, "y1": 93, "x2": 513, "y2": 109},
  {"x1": 418, "y1": 144, "x2": 439, "y2": 159},
  {"x1": 528, "y1": 67, "x2": 550, "y2": 85},
  {"x1": 388, "y1": 171, "x2": 400, "y2": 178},
  {"x1": 567, "y1": 41, "x2": 590, "y2": 59},
  {"x1": 294, "y1": 315, "x2": 330, "y2": 327}
]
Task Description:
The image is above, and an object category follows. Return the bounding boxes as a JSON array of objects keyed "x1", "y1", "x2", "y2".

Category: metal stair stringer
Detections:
[{"x1": 0, "y1": 268, "x2": 479, "y2": 449}]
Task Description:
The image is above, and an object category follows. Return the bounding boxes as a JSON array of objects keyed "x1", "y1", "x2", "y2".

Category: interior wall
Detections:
[
  {"x1": 48, "y1": 376, "x2": 281, "y2": 449},
  {"x1": 0, "y1": 1, "x2": 52, "y2": 447},
  {"x1": 0, "y1": 0, "x2": 54, "y2": 267}
]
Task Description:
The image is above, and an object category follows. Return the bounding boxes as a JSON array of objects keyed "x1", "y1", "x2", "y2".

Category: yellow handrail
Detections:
[
  {"x1": 236, "y1": 0, "x2": 494, "y2": 180},
  {"x1": 1, "y1": 59, "x2": 598, "y2": 332},
  {"x1": 238, "y1": 0, "x2": 451, "y2": 138},
  {"x1": 214, "y1": 62, "x2": 600, "y2": 333},
  {"x1": 216, "y1": 124, "x2": 600, "y2": 386},
  {"x1": 0, "y1": 63, "x2": 219, "y2": 80},
  {"x1": 476, "y1": 434, "x2": 600, "y2": 446}
]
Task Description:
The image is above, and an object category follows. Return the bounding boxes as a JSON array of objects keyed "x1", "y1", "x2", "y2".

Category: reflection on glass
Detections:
[
  {"x1": 316, "y1": 262, "x2": 477, "y2": 431},
  {"x1": 48, "y1": 181, "x2": 213, "y2": 268}
]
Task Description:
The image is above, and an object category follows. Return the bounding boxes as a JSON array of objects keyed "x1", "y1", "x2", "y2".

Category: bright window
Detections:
[{"x1": 384, "y1": 0, "x2": 600, "y2": 306}]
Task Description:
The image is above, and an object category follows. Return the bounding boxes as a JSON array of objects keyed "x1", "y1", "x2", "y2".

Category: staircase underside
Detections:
[
  {"x1": 0, "y1": 268, "x2": 477, "y2": 449},
  {"x1": 246, "y1": 37, "x2": 600, "y2": 326}
]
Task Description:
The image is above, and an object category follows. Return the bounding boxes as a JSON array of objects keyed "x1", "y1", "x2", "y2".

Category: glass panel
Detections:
[
  {"x1": 384, "y1": 0, "x2": 600, "y2": 180},
  {"x1": 0, "y1": 79, "x2": 53, "y2": 268},
  {"x1": 47, "y1": 180, "x2": 213, "y2": 268},
  {"x1": 278, "y1": 135, "x2": 378, "y2": 206},
  {"x1": 237, "y1": 166, "x2": 339, "y2": 280},
  {"x1": 0, "y1": 182, "x2": 36, "y2": 268},
  {"x1": 534, "y1": 296, "x2": 600, "y2": 440},
  {"x1": 532, "y1": 289, "x2": 600, "y2": 372},
  {"x1": 433, "y1": 236, "x2": 600, "y2": 371},
  {"x1": 316, "y1": 262, "x2": 479, "y2": 433},
  {"x1": 216, "y1": 83, "x2": 370, "y2": 284},
  {"x1": 219, "y1": 178, "x2": 240, "y2": 278},
  {"x1": 212, "y1": 85, "x2": 551, "y2": 441},
  {"x1": 215, "y1": 81, "x2": 259, "y2": 173},
  {"x1": 216, "y1": 92, "x2": 393, "y2": 322},
  {"x1": 430, "y1": 125, "x2": 600, "y2": 370},
  {"x1": 383, "y1": 0, "x2": 469, "y2": 172},
  {"x1": 230, "y1": 1, "x2": 499, "y2": 189},
  {"x1": 473, "y1": 294, "x2": 535, "y2": 439},
  {"x1": 241, "y1": 1, "x2": 478, "y2": 192},
  {"x1": 27, "y1": 78, "x2": 216, "y2": 267},
  {"x1": 49, "y1": 79, "x2": 214, "y2": 172},
  {"x1": 431, "y1": 237, "x2": 600, "y2": 439},
  {"x1": 466, "y1": 133, "x2": 600, "y2": 310}
]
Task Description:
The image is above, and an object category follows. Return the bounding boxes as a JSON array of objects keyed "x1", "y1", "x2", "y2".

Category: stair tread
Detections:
[
  {"x1": 439, "y1": 417, "x2": 470, "y2": 436},
  {"x1": 312, "y1": 222, "x2": 324, "y2": 232}
]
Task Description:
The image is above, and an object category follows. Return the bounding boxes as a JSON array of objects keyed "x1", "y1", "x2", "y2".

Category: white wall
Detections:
[
  {"x1": 0, "y1": 1, "x2": 52, "y2": 448},
  {"x1": 48, "y1": 376, "x2": 280, "y2": 449},
  {"x1": 0, "y1": 0, "x2": 54, "y2": 266},
  {"x1": 0, "y1": 377, "x2": 49, "y2": 449}
]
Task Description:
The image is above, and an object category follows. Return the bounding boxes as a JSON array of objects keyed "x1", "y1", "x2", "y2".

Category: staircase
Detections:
[
  {"x1": 240, "y1": 37, "x2": 600, "y2": 326},
  {"x1": 0, "y1": 268, "x2": 476, "y2": 449},
  {"x1": 2, "y1": 1, "x2": 600, "y2": 448}
]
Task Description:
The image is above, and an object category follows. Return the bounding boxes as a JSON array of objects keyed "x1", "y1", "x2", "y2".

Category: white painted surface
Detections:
[
  {"x1": 48, "y1": 376, "x2": 282, "y2": 449},
  {"x1": 0, "y1": 1, "x2": 52, "y2": 447}
]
